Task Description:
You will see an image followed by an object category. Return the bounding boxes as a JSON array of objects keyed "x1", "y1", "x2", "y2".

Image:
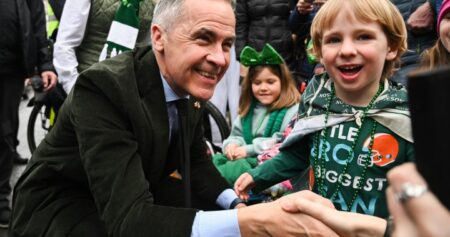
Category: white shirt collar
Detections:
[{"x1": 160, "y1": 73, "x2": 189, "y2": 103}]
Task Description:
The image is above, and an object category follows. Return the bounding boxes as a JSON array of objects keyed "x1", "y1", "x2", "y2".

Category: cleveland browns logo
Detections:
[{"x1": 363, "y1": 133, "x2": 399, "y2": 167}]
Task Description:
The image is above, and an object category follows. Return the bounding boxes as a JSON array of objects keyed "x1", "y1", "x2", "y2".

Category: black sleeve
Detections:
[
  {"x1": 189, "y1": 105, "x2": 231, "y2": 203},
  {"x1": 28, "y1": 0, "x2": 55, "y2": 73}
]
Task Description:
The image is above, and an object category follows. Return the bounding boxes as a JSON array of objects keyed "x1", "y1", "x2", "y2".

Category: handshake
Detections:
[{"x1": 235, "y1": 163, "x2": 450, "y2": 237}]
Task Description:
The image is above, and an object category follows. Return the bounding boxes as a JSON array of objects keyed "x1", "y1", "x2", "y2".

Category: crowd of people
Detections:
[{"x1": 0, "y1": 0, "x2": 449, "y2": 236}]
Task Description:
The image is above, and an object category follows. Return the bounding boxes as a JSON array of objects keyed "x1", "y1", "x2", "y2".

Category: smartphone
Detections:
[
  {"x1": 304, "y1": 0, "x2": 315, "y2": 3},
  {"x1": 408, "y1": 66, "x2": 450, "y2": 209}
]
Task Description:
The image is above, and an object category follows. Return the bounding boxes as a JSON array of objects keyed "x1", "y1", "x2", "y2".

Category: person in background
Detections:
[
  {"x1": 235, "y1": 0, "x2": 414, "y2": 218},
  {"x1": 9, "y1": 0, "x2": 339, "y2": 236},
  {"x1": 208, "y1": 44, "x2": 241, "y2": 147},
  {"x1": 420, "y1": 0, "x2": 450, "y2": 69},
  {"x1": 288, "y1": 0, "x2": 327, "y2": 88},
  {"x1": 390, "y1": 0, "x2": 441, "y2": 87},
  {"x1": 213, "y1": 44, "x2": 300, "y2": 186},
  {"x1": 48, "y1": 0, "x2": 66, "y2": 22},
  {"x1": 0, "y1": 0, "x2": 57, "y2": 228},
  {"x1": 53, "y1": 0, "x2": 155, "y2": 94},
  {"x1": 235, "y1": 0, "x2": 299, "y2": 85}
]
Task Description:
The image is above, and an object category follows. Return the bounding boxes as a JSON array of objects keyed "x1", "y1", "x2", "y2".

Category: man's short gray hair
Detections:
[
  {"x1": 152, "y1": 0, "x2": 185, "y2": 32},
  {"x1": 152, "y1": 0, "x2": 234, "y2": 32}
]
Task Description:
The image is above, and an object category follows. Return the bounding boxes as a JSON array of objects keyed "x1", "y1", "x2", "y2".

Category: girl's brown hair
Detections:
[
  {"x1": 310, "y1": 0, "x2": 407, "y2": 79},
  {"x1": 238, "y1": 64, "x2": 300, "y2": 116},
  {"x1": 420, "y1": 40, "x2": 450, "y2": 70}
]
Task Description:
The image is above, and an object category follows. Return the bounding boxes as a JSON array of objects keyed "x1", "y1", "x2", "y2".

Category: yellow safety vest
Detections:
[{"x1": 46, "y1": 3, "x2": 59, "y2": 38}]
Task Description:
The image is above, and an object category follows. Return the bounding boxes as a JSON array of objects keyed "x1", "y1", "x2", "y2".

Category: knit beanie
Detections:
[{"x1": 438, "y1": 0, "x2": 450, "y2": 33}]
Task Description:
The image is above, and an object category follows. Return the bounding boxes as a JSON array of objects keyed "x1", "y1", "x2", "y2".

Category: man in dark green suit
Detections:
[{"x1": 9, "y1": 0, "x2": 339, "y2": 236}]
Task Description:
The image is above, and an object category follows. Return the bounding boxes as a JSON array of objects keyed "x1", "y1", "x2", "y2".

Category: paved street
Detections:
[{"x1": 0, "y1": 88, "x2": 35, "y2": 236}]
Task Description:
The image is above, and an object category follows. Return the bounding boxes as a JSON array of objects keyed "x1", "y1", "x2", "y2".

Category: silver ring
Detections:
[{"x1": 396, "y1": 183, "x2": 428, "y2": 203}]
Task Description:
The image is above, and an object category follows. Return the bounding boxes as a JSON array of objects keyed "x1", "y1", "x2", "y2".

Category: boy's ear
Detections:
[
  {"x1": 151, "y1": 24, "x2": 165, "y2": 53},
  {"x1": 386, "y1": 47, "x2": 398, "y2": 61}
]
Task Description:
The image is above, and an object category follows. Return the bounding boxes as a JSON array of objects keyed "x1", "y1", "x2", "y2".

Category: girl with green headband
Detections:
[{"x1": 212, "y1": 44, "x2": 300, "y2": 188}]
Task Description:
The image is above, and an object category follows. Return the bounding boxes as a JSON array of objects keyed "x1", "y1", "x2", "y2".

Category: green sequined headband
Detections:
[{"x1": 239, "y1": 43, "x2": 284, "y2": 67}]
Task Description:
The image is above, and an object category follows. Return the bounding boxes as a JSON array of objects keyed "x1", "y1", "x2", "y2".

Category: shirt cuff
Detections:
[
  {"x1": 191, "y1": 210, "x2": 241, "y2": 237},
  {"x1": 216, "y1": 189, "x2": 239, "y2": 209}
]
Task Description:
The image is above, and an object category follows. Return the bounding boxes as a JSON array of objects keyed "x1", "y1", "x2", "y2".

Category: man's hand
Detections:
[
  {"x1": 238, "y1": 191, "x2": 339, "y2": 237},
  {"x1": 407, "y1": 2, "x2": 434, "y2": 34},
  {"x1": 41, "y1": 71, "x2": 58, "y2": 91},
  {"x1": 234, "y1": 172, "x2": 255, "y2": 200},
  {"x1": 282, "y1": 191, "x2": 386, "y2": 237}
]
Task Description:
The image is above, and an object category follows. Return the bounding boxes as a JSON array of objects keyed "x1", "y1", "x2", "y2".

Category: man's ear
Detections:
[{"x1": 151, "y1": 24, "x2": 164, "y2": 52}]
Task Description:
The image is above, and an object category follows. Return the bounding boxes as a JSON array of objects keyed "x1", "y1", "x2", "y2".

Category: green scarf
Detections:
[
  {"x1": 282, "y1": 73, "x2": 412, "y2": 148},
  {"x1": 99, "y1": 0, "x2": 142, "y2": 61},
  {"x1": 242, "y1": 101, "x2": 288, "y2": 144}
]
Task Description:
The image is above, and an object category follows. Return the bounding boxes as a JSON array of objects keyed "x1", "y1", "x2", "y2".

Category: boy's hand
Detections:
[
  {"x1": 234, "y1": 172, "x2": 255, "y2": 200},
  {"x1": 282, "y1": 191, "x2": 386, "y2": 237}
]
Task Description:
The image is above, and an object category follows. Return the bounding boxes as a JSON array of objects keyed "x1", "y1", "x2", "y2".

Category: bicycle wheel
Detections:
[
  {"x1": 203, "y1": 101, "x2": 231, "y2": 153},
  {"x1": 27, "y1": 102, "x2": 54, "y2": 153}
]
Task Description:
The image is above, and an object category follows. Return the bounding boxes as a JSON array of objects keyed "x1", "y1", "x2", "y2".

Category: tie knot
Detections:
[{"x1": 174, "y1": 99, "x2": 188, "y2": 116}]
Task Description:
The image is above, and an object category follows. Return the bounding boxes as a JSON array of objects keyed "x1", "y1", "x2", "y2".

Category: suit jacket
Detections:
[{"x1": 10, "y1": 46, "x2": 230, "y2": 237}]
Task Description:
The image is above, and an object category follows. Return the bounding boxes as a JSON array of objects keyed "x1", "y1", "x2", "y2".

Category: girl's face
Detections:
[
  {"x1": 251, "y1": 67, "x2": 281, "y2": 106},
  {"x1": 440, "y1": 12, "x2": 450, "y2": 53},
  {"x1": 320, "y1": 6, "x2": 397, "y2": 106}
]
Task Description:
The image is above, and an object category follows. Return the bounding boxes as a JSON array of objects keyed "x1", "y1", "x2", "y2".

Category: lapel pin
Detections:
[{"x1": 194, "y1": 101, "x2": 201, "y2": 109}]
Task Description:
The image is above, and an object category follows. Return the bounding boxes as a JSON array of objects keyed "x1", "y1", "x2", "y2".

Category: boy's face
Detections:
[
  {"x1": 320, "y1": 8, "x2": 397, "y2": 106},
  {"x1": 152, "y1": 0, "x2": 236, "y2": 101}
]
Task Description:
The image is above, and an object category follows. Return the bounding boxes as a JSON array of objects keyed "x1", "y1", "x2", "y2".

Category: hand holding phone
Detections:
[{"x1": 297, "y1": 0, "x2": 314, "y2": 14}]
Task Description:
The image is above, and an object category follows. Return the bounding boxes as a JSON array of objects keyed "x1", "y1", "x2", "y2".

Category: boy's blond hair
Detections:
[{"x1": 310, "y1": 0, "x2": 407, "y2": 79}]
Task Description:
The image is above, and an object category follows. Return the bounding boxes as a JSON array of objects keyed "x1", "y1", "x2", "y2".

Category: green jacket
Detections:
[
  {"x1": 223, "y1": 103, "x2": 299, "y2": 157},
  {"x1": 11, "y1": 46, "x2": 229, "y2": 237}
]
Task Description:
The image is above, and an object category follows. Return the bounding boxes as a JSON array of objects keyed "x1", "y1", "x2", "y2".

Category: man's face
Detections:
[{"x1": 152, "y1": 0, "x2": 236, "y2": 100}]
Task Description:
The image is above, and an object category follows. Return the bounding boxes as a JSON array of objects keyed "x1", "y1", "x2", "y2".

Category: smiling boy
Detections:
[{"x1": 235, "y1": 0, "x2": 415, "y2": 218}]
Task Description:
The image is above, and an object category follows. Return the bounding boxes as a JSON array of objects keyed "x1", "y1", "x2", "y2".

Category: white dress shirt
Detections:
[{"x1": 53, "y1": 0, "x2": 90, "y2": 93}]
